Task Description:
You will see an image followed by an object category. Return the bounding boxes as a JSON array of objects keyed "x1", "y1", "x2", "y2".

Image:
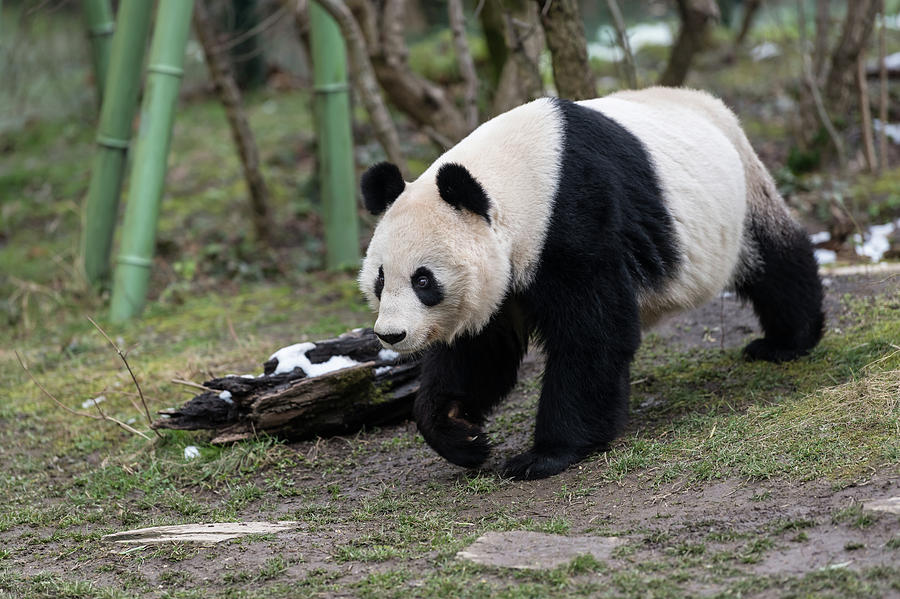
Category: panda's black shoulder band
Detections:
[
  {"x1": 361, "y1": 162, "x2": 405, "y2": 215},
  {"x1": 436, "y1": 163, "x2": 491, "y2": 225}
]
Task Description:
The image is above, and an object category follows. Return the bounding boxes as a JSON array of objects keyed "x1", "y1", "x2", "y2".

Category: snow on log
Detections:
[{"x1": 152, "y1": 328, "x2": 419, "y2": 443}]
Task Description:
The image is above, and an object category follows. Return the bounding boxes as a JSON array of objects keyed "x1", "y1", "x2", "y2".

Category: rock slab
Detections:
[
  {"x1": 456, "y1": 531, "x2": 621, "y2": 570},
  {"x1": 863, "y1": 496, "x2": 900, "y2": 515},
  {"x1": 102, "y1": 521, "x2": 298, "y2": 544}
]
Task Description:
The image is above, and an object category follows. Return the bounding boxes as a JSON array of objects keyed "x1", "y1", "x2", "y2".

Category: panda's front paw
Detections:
[
  {"x1": 743, "y1": 338, "x2": 809, "y2": 363},
  {"x1": 501, "y1": 448, "x2": 583, "y2": 480}
]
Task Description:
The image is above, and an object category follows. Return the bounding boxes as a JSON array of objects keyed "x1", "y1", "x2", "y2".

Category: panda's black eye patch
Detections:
[
  {"x1": 374, "y1": 265, "x2": 384, "y2": 300},
  {"x1": 411, "y1": 267, "x2": 444, "y2": 306}
]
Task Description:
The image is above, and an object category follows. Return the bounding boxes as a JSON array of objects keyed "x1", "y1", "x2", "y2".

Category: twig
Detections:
[
  {"x1": 87, "y1": 316, "x2": 161, "y2": 437},
  {"x1": 14, "y1": 351, "x2": 150, "y2": 440},
  {"x1": 448, "y1": 0, "x2": 479, "y2": 130},
  {"x1": 171, "y1": 378, "x2": 215, "y2": 392},
  {"x1": 605, "y1": 0, "x2": 637, "y2": 88}
]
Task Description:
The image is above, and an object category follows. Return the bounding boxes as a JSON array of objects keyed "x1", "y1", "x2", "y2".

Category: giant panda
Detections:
[{"x1": 358, "y1": 87, "x2": 824, "y2": 480}]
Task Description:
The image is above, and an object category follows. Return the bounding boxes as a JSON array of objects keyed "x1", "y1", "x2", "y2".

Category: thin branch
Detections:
[
  {"x1": 448, "y1": 0, "x2": 479, "y2": 130},
  {"x1": 195, "y1": 0, "x2": 274, "y2": 245},
  {"x1": 15, "y1": 351, "x2": 151, "y2": 440},
  {"x1": 87, "y1": 316, "x2": 160, "y2": 437},
  {"x1": 797, "y1": 0, "x2": 846, "y2": 172},
  {"x1": 605, "y1": 0, "x2": 637, "y2": 89},
  {"x1": 171, "y1": 378, "x2": 216, "y2": 392}
]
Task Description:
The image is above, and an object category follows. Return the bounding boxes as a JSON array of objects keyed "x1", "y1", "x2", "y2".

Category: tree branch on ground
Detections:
[
  {"x1": 194, "y1": 0, "x2": 274, "y2": 246},
  {"x1": 535, "y1": 0, "x2": 595, "y2": 99},
  {"x1": 15, "y1": 350, "x2": 151, "y2": 440}
]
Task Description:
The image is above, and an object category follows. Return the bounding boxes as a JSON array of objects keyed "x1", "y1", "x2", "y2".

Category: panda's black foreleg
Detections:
[
  {"x1": 504, "y1": 268, "x2": 641, "y2": 480},
  {"x1": 414, "y1": 298, "x2": 529, "y2": 469},
  {"x1": 736, "y1": 221, "x2": 824, "y2": 363}
]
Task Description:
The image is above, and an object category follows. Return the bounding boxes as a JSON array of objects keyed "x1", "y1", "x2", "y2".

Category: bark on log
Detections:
[{"x1": 153, "y1": 328, "x2": 420, "y2": 443}]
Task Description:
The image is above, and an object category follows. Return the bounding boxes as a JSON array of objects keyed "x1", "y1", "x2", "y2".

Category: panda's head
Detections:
[{"x1": 358, "y1": 161, "x2": 510, "y2": 354}]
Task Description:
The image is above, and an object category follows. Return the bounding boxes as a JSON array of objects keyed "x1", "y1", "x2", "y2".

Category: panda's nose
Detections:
[{"x1": 375, "y1": 330, "x2": 406, "y2": 345}]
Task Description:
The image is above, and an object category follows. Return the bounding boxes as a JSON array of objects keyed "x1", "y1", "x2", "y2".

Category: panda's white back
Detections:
[{"x1": 578, "y1": 90, "x2": 748, "y2": 326}]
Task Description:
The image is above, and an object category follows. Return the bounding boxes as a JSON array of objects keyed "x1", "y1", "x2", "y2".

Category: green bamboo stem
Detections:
[
  {"x1": 109, "y1": 0, "x2": 196, "y2": 322},
  {"x1": 83, "y1": 0, "x2": 115, "y2": 102},
  {"x1": 309, "y1": 1, "x2": 359, "y2": 271},
  {"x1": 81, "y1": 0, "x2": 154, "y2": 288}
]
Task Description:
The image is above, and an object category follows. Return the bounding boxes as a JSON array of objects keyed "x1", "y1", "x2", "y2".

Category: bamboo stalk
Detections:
[
  {"x1": 309, "y1": 0, "x2": 360, "y2": 271},
  {"x1": 82, "y1": 0, "x2": 154, "y2": 288},
  {"x1": 301, "y1": 0, "x2": 406, "y2": 175},
  {"x1": 110, "y1": 0, "x2": 196, "y2": 321},
  {"x1": 82, "y1": 0, "x2": 115, "y2": 105}
]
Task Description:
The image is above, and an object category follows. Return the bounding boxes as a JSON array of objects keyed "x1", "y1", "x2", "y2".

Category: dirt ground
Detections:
[{"x1": 4, "y1": 270, "x2": 900, "y2": 598}]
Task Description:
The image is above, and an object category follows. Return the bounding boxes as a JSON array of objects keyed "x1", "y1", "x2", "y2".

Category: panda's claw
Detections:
[
  {"x1": 501, "y1": 449, "x2": 584, "y2": 481},
  {"x1": 742, "y1": 338, "x2": 810, "y2": 363}
]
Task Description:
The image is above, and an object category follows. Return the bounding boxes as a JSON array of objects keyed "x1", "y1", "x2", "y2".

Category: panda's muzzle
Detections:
[{"x1": 375, "y1": 330, "x2": 406, "y2": 345}]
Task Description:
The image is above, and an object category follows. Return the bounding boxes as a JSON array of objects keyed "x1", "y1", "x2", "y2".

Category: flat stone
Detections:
[
  {"x1": 456, "y1": 531, "x2": 621, "y2": 570},
  {"x1": 863, "y1": 497, "x2": 900, "y2": 515},
  {"x1": 102, "y1": 521, "x2": 299, "y2": 544}
]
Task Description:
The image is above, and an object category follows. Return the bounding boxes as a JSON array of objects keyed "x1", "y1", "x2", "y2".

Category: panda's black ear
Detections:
[
  {"x1": 436, "y1": 163, "x2": 491, "y2": 224},
  {"x1": 361, "y1": 162, "x2": 405, "y2": 215}
]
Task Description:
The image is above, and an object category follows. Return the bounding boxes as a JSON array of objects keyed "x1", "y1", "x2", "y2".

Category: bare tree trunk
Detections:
[
  {"x1": 813, "y1": 0, "x2": 830, "y2": 80},
  {"x1": 535, "y1": 0, "x2": 595, "y2": 99},
  {"x1": 877, "y1": 1, "x2": 888, "y2": 172},
  {"x1": 659, "y1": 0, "x2": 719, "y2": 87},
  {"x1": 492, "y1": 0, "x2": 544, "y2": 115},
  {"x1": 448, "y1": 0, "x2": 479, "y2": 130},
  {"x1": 605, "y1": 0, "x2": 637, "y2": 89},
  {"x1": 857, "y1": 54, "x2": 876, "y2": 172},
  {"x1": 823, "y1": 0, "x2": 880, "y2": 114},
  {"x1": 194, "y1": 0, "x2": 273, "y2": 245},
  {"x1": 479, "y1": 0, "x2": 509, "y2": 88},
  {"x1": 302, "y1": 0, "x2": 407, "y2": 174},
  {"x1": 733, "y1": 0, "x2": 760, "y2": 48}
]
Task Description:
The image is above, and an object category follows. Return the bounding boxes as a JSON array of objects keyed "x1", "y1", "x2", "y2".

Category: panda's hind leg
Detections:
[{"x1": 736, "y1": 219, "x2": 824, "y2": 363}]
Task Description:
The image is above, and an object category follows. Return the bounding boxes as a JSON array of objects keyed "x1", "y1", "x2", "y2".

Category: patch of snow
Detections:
[
  {"x1": 814, "y1": 249, "x2": 837, "y2": 265},
  {"x1": 268, "y1": 342, "x2": 360, "y2": 377},
  {"x1": 750, "y1": 41, "x2": 780, "y2": 61},
  {"x1": 854, "y1": 221, "x2": 898, "y2": 262},
  {"x1": 588, "y1": 22, "x2": 673, "y2": 62},
  {"x1": 374, "y1": 366, "x2": 391, "y2": 376},
  {"x1": 126, "y1": 417, "x2": 136, "y2": 424},
  {"x1": 809, "y1": 231, "x2": 831, "y2": 245},
  {"x1": 873, "y1": 119, "x2": 900, "y2": 145},
  {"x1": 183, "y1": 446, "x2": 201, "y2": 460},
  {"x1": 82, "y1": 395, "x2": 106, "y2": 409},
  {"x1": 378, "y1": 348, "x2": 400, "y2": 361},
  {"x1": 218, "y1": 390, "x2": 233, "y2": 405}
]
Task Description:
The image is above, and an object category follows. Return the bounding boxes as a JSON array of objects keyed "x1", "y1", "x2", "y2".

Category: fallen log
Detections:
[{"x1": 152, "y1": 328, "x2": 420, "y2": 443}]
